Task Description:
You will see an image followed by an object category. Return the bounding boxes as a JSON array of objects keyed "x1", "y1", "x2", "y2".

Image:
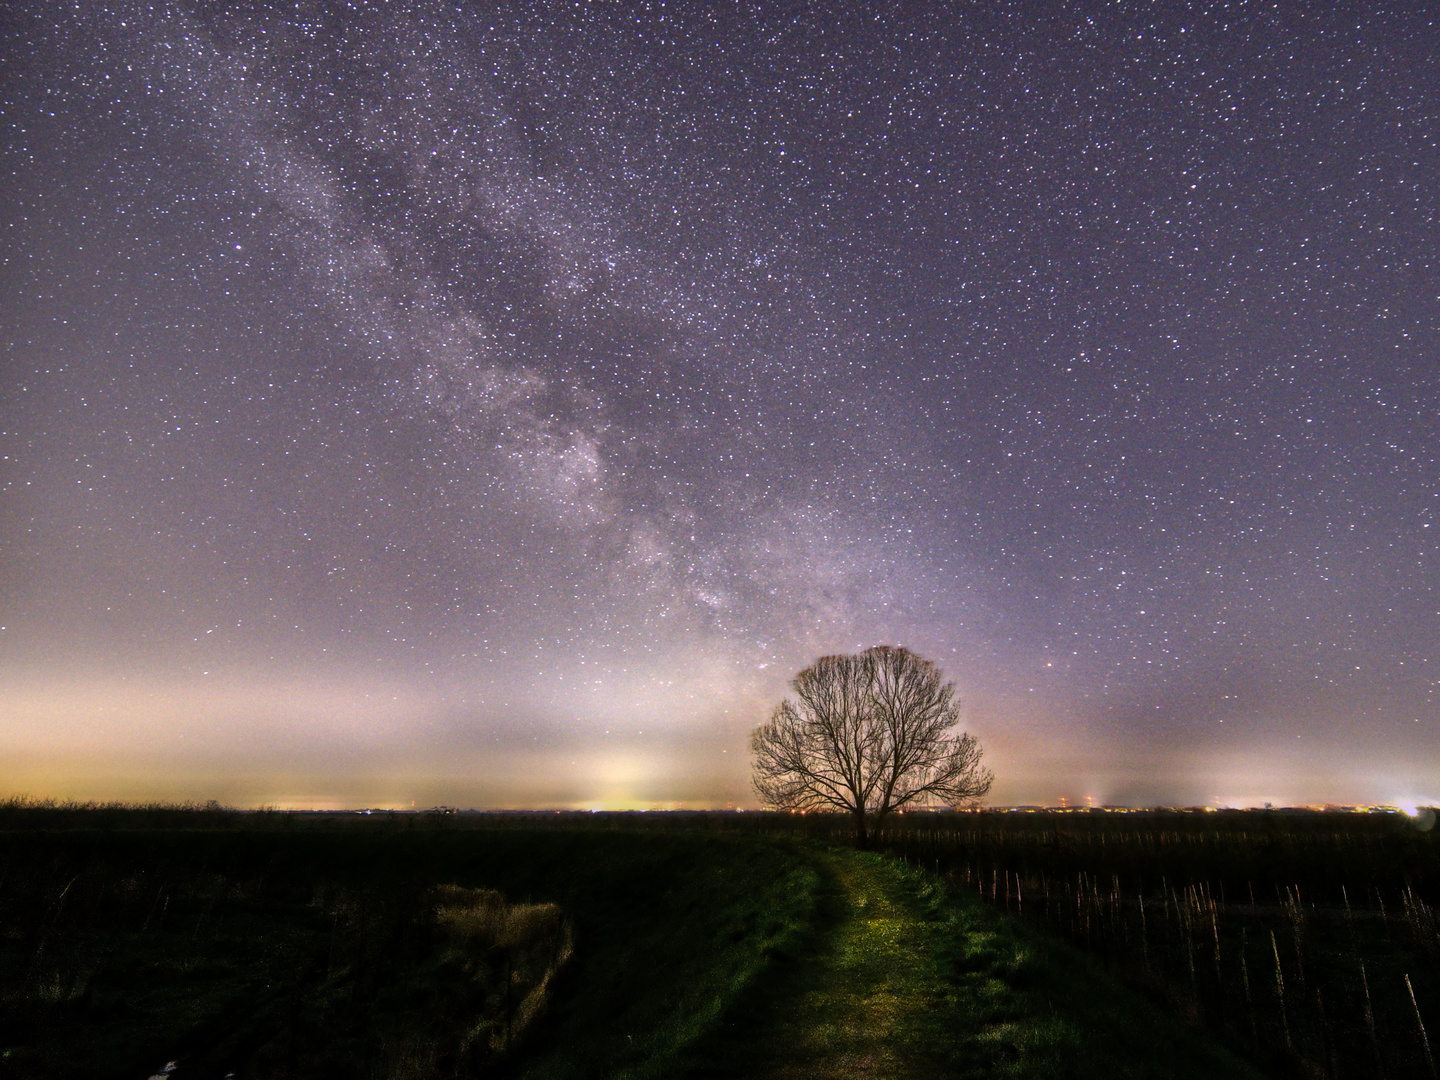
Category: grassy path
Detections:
[
  {"x1": 728, "y1": 849, "x2": 942, "y2": 1079},
  {"x1": 682, "y1": 845, "x2": 1267, "y2": 1080},
  {"x1": 677, "y1": 846, "x2": 939, "y2": 1080}
]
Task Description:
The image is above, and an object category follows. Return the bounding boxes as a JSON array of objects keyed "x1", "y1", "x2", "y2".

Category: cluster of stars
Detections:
[{"x1": 1, "y1": 0, "x2": 1436, "y2": 806}]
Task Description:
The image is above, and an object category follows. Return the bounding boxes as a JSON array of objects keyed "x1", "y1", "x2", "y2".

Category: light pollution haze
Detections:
[{"x1": 2, "y1": 1, "x2": 1437, "y2": 811}]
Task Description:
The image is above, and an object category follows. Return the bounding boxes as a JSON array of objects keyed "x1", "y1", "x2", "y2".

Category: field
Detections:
[
  {"x1": 0, "y1": 805, "x2": 821, "y2": 1080},
  {"x1": 866, "y1": 807, "x2": 1440, "y2": 1079},
  {"x1": 0, "y1": 802, "x2": 1433, "y2": 1078}
]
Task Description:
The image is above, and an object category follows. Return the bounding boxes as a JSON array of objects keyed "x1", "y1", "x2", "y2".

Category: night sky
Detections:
[{"x1": 3, "y1": 1, "x2": 1437, "y2": 810}]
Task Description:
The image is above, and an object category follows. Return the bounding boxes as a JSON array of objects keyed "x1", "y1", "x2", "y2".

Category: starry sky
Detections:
[{"x1": 2, "y1": 1, "x2": 1437, "y2": 810}]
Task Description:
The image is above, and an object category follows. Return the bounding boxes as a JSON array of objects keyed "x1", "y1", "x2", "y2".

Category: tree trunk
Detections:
[
  {"x1": 871, "y1": 808, "x2": 888, "y2": 846},
  {"x1": 853, "y1": 808, "x2": 869, "y2": 849}
]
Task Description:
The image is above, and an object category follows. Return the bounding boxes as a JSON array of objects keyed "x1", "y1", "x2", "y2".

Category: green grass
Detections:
[
  {"x1": 476, "y1": 830, "x2": 821, "y2": 1080},
  {"x1": 680, "y1": 845, "x2": 1266, "y2": 1079}
]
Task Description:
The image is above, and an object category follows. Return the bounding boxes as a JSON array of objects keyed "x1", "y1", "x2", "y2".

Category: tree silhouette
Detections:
[{"x1": 751, "y1": 646, "x2": 992, "y2": 847}]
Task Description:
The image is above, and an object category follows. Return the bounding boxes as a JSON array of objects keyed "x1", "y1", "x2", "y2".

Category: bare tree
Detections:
[{"x1": 750, "y1": 646, "x2": 992, "y2": 847}]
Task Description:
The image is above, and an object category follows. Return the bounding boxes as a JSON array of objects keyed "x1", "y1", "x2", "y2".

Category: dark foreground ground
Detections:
[{"x1": 0, "y1": 805, "x2": 1433, "y2": 1078}]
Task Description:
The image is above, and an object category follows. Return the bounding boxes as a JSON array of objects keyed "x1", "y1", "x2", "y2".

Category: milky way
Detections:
[{"x1": 3, "y1": 2, "x2": 1437, "y2": 809}]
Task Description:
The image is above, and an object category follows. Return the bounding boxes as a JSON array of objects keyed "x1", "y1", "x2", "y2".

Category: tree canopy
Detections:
[{"x1": 751, "y1": 646, "x2": 992, "y2": 846}]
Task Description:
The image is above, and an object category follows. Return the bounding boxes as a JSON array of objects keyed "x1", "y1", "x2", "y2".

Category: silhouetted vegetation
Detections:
[{"x1": 752, "y1": 647, "x2": 992, "y2": 847}]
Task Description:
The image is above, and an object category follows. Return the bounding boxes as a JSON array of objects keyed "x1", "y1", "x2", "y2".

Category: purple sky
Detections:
[{"x1": 2, "y1": 1, "x2": 1437, "y2": 809}]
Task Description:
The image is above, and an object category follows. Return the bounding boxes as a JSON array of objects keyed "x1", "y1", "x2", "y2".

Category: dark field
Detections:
[
  {"x1": 0, "y1": 802, "x2": 1434, "y2": 1079},
  {"x1": 0, "y1": 806, "x2": 817, "y2": 1080},
  {"x1": 867, "y1": 806, "x2": 1440, "y2": 1080}
]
